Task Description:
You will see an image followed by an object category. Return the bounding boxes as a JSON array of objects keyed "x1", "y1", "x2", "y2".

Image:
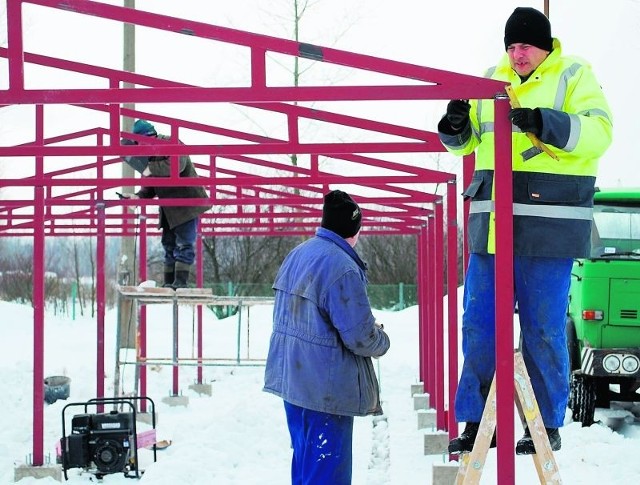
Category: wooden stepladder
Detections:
[{"x1": 454, "y1": 351, "x2": 563, "y2": 484}]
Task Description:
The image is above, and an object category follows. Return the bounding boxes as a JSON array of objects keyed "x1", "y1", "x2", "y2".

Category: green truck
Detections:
[{"x1": 567, "y1": 188, "x2": 640, "y2": 426}]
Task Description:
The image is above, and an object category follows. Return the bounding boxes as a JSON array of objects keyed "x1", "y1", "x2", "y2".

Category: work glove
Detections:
[
  {"x1": 508, "y1": 108, "x2": 542, "y2": 137},
  {"x1": 120, "y1": 138, "x2": 138, "y2": 146},
  {"x1": 445, "y1": 99, "x2": 471, "y2": 130}
]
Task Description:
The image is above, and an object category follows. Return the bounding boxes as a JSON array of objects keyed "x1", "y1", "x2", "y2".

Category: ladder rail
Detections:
[{"x1": 454, "y1": 351, "x2": 563, "y2": 484}]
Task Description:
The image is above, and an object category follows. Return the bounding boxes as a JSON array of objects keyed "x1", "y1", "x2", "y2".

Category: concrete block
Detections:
[
  {"x1": 410, "y1": 383, "x2": 424, "y2": 396},
  {"x1": 424, "y1": 430, "x2": 449, "y2": 455},
  {"x1": 417, "y1": 408, "x2": 437, "y2": 429},
  {"x1": 413, "y1": 392, "x2": 430, "y2": 410},
  {"x1": 189, "y1": 382, "x2": 212, "y2": 396},
  {"x1": 14, "y1": 464, "x2": 62, "y2": 482},
  {"x1": 162, "y1": 395, "x2": 189, "y2": 407},
  {"x1": 432, "y1": 463, "x2": 459, "y2": 485}
]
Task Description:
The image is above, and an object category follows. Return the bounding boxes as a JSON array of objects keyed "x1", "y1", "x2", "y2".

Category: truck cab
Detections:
[{"x1": 567, "y1": 188, "x2": 640, "y2": 425}]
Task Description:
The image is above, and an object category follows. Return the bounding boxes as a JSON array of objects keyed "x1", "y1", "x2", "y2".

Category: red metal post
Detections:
[
  {"x1": 172, "y1": 302, "x2": 179, "y2": 396},
  {"x1": 427, "y1": 215, "x2": 437, "y2": 399},
  {"x1": 196, "y1": 233, "x2": 204, "y2": 385},
  {"x1": 138, "y1": 213, "x2": 148, "y2": 412},
  {"x1": 6, "y1": 0, "x2": 24, "y2": 90},
  {"x1": 446, "y1": 180, "x2": 459, "y2": 437},
  {"x1": 417, "y1": 225, "x2": 427, "y2": 388},
  {"x1": 96, "y1": 203, "x2": 106, "y2": 412},
  {"x1": 32, "y1": 185, "x2": 45, "y2": 466},
  {"x1": 435, "y1": 201, "x2": 445, "y2": 429},
  {"x1": 494, "y1": 94, "x2": 515, "y2": 484}
]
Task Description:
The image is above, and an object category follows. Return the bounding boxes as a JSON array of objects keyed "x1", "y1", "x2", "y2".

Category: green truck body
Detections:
[{"x1": 567, "y1": 188, "x2": 640, "y2": 425}]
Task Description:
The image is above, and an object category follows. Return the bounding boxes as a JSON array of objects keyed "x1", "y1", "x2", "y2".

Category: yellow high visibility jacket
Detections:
[{"x1": 439, "y1": 39, "x2": 613, "y2": 257}]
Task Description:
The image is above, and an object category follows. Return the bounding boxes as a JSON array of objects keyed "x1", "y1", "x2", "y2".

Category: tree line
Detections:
[{"x1": 0, "y1": 230, "x2": 463, "y2": 314}]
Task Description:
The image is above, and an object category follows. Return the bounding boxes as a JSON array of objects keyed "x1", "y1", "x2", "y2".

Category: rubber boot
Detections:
[
  {"x1": 448, "y1": 422, "x2": 497, "y2": 454},
  {"x1": 173, "y1": 261, "x2": 192, "y2": 289},
  {"x1": 162, "y1": 265, "x2": 175, "y2": 288},
  {"x1": 448, "y1": 422, "x2": 479, "y2": 454},
  {"x1": 515, "y1": 427, "x2": 561, "y2": 455}
]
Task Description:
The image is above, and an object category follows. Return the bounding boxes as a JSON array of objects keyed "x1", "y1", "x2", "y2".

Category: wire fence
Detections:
[{"x1": 208, "y1": 282, "x2": 417, "y2": 319}]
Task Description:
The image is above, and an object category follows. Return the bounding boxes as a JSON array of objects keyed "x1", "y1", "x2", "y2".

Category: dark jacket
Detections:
[
  {"x1": 263, "y1": 228, "x2": 390, "y2": 417},
  {"x1": 135, "y1": 135, "x2": 211, "y2": 229}
]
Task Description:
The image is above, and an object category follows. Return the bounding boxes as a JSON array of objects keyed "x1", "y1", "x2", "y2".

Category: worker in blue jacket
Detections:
[
  {"x1": 439, "y1": 7, "x2": 612, "y2": 455},
  {"x1": 264, "y1": 190, "x2": 390, "y2": 484}
]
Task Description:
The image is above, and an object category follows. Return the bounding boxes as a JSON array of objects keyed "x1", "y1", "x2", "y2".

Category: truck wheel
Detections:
[
  {"x1": 565, "y1": 317, "x2": 580, "y2": 372},
  {"x1": 570, "y1": 373, "x2": 596, "y2": 426}
]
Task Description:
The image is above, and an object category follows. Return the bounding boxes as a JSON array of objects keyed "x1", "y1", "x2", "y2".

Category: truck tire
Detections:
[
  {"x1": 565, "y1": 317, "x2": 580, "y2": 372},
  {"x1": 570, "y1": 372, "x2": 596, "y2": 426}
]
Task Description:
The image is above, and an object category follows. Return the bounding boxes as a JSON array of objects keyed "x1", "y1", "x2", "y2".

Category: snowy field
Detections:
[{"x1": 1, "y1": 289, "x2": 640, "y2": 484}]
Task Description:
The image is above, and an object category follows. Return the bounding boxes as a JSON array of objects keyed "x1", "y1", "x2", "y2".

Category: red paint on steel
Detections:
[
  {"x1": 1, "y1": 0, "x2": 510, "y2": 469},
  {"x1": 494, "y1": 96, "x2": 515, "y2": 484}
]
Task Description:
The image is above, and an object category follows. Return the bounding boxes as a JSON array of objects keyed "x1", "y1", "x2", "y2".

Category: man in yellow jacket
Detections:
[{"x1": 438, "y1": 7, "x2": 612, "y2": 454}]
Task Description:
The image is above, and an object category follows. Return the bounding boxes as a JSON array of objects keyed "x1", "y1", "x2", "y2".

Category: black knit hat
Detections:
[
  {"x1": 504, "y1": 7, "x2": 553, "y2": 52},
  {"x1": 321, "y1": 190, "x2": 362, "y2": 239}
]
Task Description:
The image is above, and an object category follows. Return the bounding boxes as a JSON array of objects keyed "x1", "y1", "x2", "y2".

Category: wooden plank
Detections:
[
  {"x1": 117, "y1": 285, "x2": 275, "y2": 306},
  {"x1": 175, "y1": 288, "x2": 213, "y2": 297},
  {"x1": 118, "y1": 285, "x2": 175, "y2": 297}
]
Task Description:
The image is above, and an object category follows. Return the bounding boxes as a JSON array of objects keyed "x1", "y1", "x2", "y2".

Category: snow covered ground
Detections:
[{"x1": 1, "y1": 289, "x2": 639, "y2": 484}]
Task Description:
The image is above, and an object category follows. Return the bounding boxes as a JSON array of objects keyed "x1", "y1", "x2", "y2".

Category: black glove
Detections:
[
  {"x1": 508, "y1": 108, "x2": 542, "y2": 137},
  {"x1": 446, "y1": 100, "x2": 471, "y2": 130},
  {"x1": 120, "y1": 138, "x2": 138, "y2": 146}
]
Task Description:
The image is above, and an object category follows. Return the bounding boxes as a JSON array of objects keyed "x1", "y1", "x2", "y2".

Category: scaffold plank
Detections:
[{"x1": 117, "y1": 285, "x2": 274, "y2": 306}]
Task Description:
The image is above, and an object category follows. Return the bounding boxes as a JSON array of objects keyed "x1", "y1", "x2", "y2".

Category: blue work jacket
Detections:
[{"x1": 263, "y1": 228, "x2": 390, "y2": 417}]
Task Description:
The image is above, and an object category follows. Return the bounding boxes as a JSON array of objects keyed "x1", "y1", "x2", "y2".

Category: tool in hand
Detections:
[{"x1": 505, "y1": 85, "x2": 559, "y2": 161}]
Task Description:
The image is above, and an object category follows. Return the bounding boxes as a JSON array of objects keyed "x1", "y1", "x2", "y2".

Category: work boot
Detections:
[
  {"x1": 515, "y1": 427, "x2": 561, "y2": 455},
  {"x1": 172, "y1": 261, "x2": 192, "y2": 289},
  {"x1": 162, "y1": 265, "x2": 175, "y2": 288},
  {"x1": 448, "y1": 422, "x2": 497, "y2": 454}
]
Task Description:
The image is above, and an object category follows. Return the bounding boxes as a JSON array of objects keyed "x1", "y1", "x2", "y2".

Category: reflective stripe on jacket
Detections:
[{"x1": 439, "y1": 39, "x2": 613, "y2": 257}]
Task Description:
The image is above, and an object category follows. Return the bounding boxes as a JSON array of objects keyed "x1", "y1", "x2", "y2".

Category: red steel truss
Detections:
[{"x1": 1, "y1": 0, "x2": 516, "y2": 476}]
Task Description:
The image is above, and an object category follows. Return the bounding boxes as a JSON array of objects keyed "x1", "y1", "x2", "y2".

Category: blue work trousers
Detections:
[
  {"x1": 283, "y1": 401, "x2": 354, "y2": 485},
  {"x1": 161, "y1": 217, "x2": 197, "y2": 266},
  {"x1": 455, "y1": 253, "x2": 573, "y2": 428}
]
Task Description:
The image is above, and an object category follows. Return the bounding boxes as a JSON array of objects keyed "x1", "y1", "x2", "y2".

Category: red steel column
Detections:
[
  {"x1": 196, "y1": 233, "x2": 204, "y2": 384},
  {"x1": 446, "y1": 180, "x2": 459, "y2": 437},
  {"x1": 427, "y1": 215, "x2": 436, "y2": 399},
  {"x1": 494, "y1": 94, "x2": 515, "y2": 484},
  {"x1": 96, "y1": 203, "x2": 107, "y2": 412},
  {"x1": 31, "y1": 102, "x2": 46, "y2": 466},
  {"x1": 6, "y1": 0, "x2": 25, "y2": 90},
  {"x1": 418, "y1": 225, "x2": 428, "y2": 388},
  {"x1": 434, "y1": 200, "x2": 445, "y2": 429},
  {"x1": 138, "y1": 213, "x2": 148, "y2": 412},
  {"x1": 32, "y1": 185, "x2": 45, "y2": 466}
]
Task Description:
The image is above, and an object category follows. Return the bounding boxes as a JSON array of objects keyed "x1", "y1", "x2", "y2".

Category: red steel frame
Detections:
[{"x1": 1, "y1": 1, "x2": 517, "y2": 481}]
